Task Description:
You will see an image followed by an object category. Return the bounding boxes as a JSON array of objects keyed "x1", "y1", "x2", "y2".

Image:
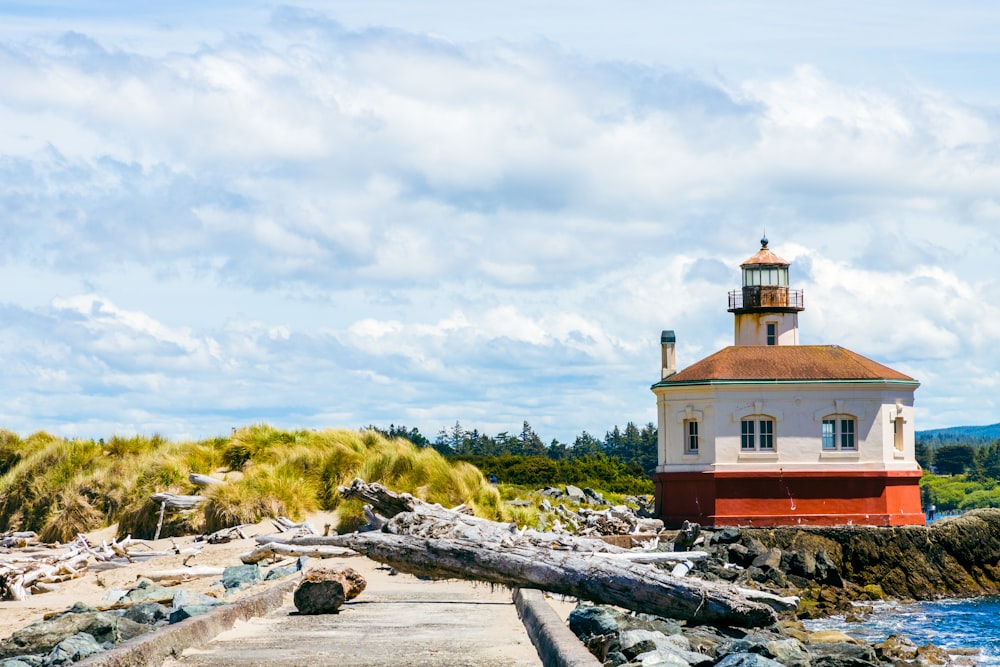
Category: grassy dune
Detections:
[{"x1": 0, "y1": 425, "x2": 501, "y2": 541}]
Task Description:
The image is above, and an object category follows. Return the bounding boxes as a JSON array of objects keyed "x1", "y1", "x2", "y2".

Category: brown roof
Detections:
[
  {"x1": 661, "y1": 345, "x2": 917, "y2": 384},
  {"x1": 741, "y1": 245, "x2": 790, "y2": 266}
]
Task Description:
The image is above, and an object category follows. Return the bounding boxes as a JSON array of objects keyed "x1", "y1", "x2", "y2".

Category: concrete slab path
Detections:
[{"x1": 162, "y1": 560, "x2": 542, "y2": 667}]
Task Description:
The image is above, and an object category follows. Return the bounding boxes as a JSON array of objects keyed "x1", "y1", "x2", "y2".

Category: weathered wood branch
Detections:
[
  {"x1": 147, "y1": 566, "x2": 226, "y2": 583},
  {"x1": 240, "y1": 542, "x2": 359, "y2": 564},
  {"x1": 322, "y1": 530, "x2": 776, "y2": 627},
  {"x1": 150, "y1": 493, "x2": 206, "y2": 509},
  {"x1": 189, "y1": 473, "x2": 226, "y2": 487},
  {"x1": 338, "y1": 479, "x2": 419, "y2": 517}
]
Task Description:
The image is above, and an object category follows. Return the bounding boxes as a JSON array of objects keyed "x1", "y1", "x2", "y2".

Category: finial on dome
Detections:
[{"x1": 760, "y1": 236, "x2": 769, "y2": 249}]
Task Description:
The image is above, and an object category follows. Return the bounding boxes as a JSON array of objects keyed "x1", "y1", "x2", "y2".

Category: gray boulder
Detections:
[
  {"x1": 811, "y1": 641, "x2": 879, "y2": 667},
  {"x1": 221, "y1": 564, "x2": 261, "y2": 592},
  {"x1": 766, "y1": 638, "x2": 811, "y2": 667},
  {"x1": 751, "y1": 548, "x2": 782, "y2": 571},
  {"x1": 620, "y1": 630, "x2": 709, "y2": 666},
  {"x1": 568, "y1": 606, "x2": 619, "y2": 638},
  {"x1": 711, "y1": 527, "x2": 743, "y2": 545},
  {"x1": 265, "y1": 565, "x2": 298, "y2": 581},
  {"x1": 1, "y1": 658, "x2": 43, "y2": 667},
  {"x1": 682, "y1": 624, "x2": 742, "y2": 656},
  {"x1": 631, "y1": 649, "x2": 691, "y2": 666},
  {"x1": 168, "y1": 605, "x2": 219, "y2": 624},
  {"x1": 814, "y1": 550, "x2": 844, "y2": 587},
  {"x1": 874, "y1": 633, "x2": 918, "y2": 661},
  {"x1": 565, "y1": 485, "x2": 587, "y2": 503},
  {"x1": 715, "y1": 654, "x2": 785, "y2": 667},
  {"x1": 122, "y1": 602, "x2": 170, "y2": 626},
  {"x1": 119, "y1": 580, "x2": 174, "y2": 604},
  {"x1": 44, "y1": 632, "x2": 104, "y2": 666},
  {"x1": 115, "y1": 618, "x2": 152, "y2": 642},
  {"x1": 612, "y1": 611, "x2": 682, "y2": 636},
  {"x1": 0, "y1": 611, "x2": 120, "y2": 659},
  {"x1": 168, "y1": 590, "x2": 224, "y2": 624}
]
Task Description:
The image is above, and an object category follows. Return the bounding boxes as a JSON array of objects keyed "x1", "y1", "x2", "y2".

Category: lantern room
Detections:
[{"x1": 728, "y1": 238, "x2": 804, "y2": 346}]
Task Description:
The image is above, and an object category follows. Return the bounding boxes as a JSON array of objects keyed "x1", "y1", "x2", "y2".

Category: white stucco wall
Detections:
[
  {"x1": 733, "y1": 312, "x2": 799, "y2": 346},
  {"x1": 654, "y1": 381, "x2": 919, "y2": 474}
]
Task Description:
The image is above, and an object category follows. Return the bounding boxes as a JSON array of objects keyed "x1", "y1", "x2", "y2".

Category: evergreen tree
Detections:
[
  {"x1": 934, "y1": 444, "x2": 975, "y2": 475},
  {"x1": 571, "y1": 431, "x2": 603, "y2": 458},
  {"x1": 914, "y1": 439, "x2": 933, "y2": 470},
  {"x1": 639, "y1": 422, "x2": 658, "y2": 473},
  {"x1": 519, "y1": 421, "x2": 548, "y2": 457},
  {"x1": 603, "y1": 426, "x2": 623, "y2": 459},
  {"x1": 548, "y1": 438, "x2": 569, "y2": 460}
]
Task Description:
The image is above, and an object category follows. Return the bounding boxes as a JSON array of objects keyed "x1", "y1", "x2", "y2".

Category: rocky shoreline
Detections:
[
  {"x1": 4, "y1": 503, "x2": 1000, "y2": 666},
  {"x1": 560, "y1": 509, "x2": 1000, "y2": 666}
]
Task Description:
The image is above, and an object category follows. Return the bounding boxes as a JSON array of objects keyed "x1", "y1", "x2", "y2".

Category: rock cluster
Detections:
[
  {"x1": 567, "y1": 603, "x2": 973, "y2": 667},
  {"x1": 0, "y1": 563, "x2": 297, "y2": 666},
  {"x1": 556, "y1": 518, "x2": 987, "y2": 666}
]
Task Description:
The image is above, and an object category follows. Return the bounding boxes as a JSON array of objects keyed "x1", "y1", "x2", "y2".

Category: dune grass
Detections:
[{"x1": 0, "y1": 425, "x2": 502, "y2": 541}]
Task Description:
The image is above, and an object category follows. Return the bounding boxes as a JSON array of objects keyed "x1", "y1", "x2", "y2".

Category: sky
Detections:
[{"x1": 1, "y1": 2, "x2": 1000, "y2": 444}]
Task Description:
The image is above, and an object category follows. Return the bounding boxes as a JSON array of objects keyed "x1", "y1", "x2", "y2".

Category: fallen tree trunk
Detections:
[
  {"x1": 324, "y1": 530, "x2": 775, "y2": 627},
  {"x1": 324, "y1": 479, "x2": 778, "y2": 626}
]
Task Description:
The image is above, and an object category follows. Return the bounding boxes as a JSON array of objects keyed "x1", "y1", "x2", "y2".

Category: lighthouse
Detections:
[{"x1": 651, "y1": 239, "x2": 925, "y2": 527}]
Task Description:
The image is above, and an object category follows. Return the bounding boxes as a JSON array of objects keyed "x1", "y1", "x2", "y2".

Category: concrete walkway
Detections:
[{"x1": 162, "y1": 562, "x2": 543, "y2": 667}]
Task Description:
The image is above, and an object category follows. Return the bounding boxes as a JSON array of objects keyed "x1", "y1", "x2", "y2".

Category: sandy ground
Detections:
[{"x1": 0, "y1": 513, "x2": 337, "y2": 641}]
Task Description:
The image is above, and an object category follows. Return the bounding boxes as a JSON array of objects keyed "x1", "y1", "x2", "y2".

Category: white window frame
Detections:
[
  {"x1": 822, "y1": 415, "x2": 857, "y2": 451},
  {"x1": 741, "y1": 416, "x2": 775, "y2": 451},
  {"x1": 684, "y1": 419, "x2": 699, "y2": 454}
]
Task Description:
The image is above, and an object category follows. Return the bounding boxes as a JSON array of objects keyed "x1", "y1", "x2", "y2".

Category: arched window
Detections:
[
  {"x1": 822, "y1": 415, "x2": 856, "y2": 450},
  {"x1": 741, "y1": 416, "x2": 775, "y2": 451}
]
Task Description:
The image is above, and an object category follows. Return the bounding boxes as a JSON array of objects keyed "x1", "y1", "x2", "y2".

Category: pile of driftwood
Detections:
[
  {"x1": 246, "y1": 479, "x2": 795, "y2": 628},
  {"x1": 0, "y1": 531, "x2": 184, "y2": 601}
]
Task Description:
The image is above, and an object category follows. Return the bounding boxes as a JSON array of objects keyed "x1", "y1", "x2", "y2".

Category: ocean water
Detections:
[{"x1": 803, "y1": 596, "x2": 1000, "y2": 664}]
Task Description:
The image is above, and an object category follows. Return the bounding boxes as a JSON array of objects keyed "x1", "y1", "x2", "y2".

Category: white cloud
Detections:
[{"x1": 1, "y1": 5, "x2": 1000, "y2": 440}]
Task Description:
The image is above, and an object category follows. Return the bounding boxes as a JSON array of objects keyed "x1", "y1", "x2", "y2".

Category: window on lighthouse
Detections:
[
  {"x1": 822, "y1": 417, "x2": 857, "y2": 450},
  {"x1": 741, "y1": 417, "x2": 775, "y2": 450},
  {"x1": 684, "y1": 420, "x2": 699, "y2": 453}
]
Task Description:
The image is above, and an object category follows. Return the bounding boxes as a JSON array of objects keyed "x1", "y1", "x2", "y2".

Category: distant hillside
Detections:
[{"x1": 916, "y1": 423, "x2": 1000, "y2": 447}]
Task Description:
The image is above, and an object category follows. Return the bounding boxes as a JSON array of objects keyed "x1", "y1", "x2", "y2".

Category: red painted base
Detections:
[{"x1": 653, "y1": 469, "x2": 926, "y2": 528}]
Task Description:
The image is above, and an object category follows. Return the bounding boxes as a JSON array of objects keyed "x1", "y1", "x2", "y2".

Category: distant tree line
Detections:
[
  {"x1": 916, "y1": 440, "x2": 1000, "y2": 478},
  {"x1": 369, "y1": 420, "x2": 658, "y2": 474}
]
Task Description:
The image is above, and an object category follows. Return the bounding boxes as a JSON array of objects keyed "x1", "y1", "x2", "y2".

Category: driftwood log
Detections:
[
  {"x1": 189, "y1": 473, "x2": 226, "y2": 487},
  {"x1": 241, "y1": 542, "x2": 358, "y2": 564},
  {"x1": 149, "y1": 493, "x2": 207, "y2": 540},
  {"x1": 324, "y1": 529, "x2": 776, "y2": 627},
  {"x1": 259, "y1": 480, "x2": 779, "y2": 627}
]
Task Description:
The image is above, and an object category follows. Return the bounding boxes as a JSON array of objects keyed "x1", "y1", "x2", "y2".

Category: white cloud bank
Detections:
[{"x1": 1, "y1": 4, "x2": 999, "y2": 442}]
